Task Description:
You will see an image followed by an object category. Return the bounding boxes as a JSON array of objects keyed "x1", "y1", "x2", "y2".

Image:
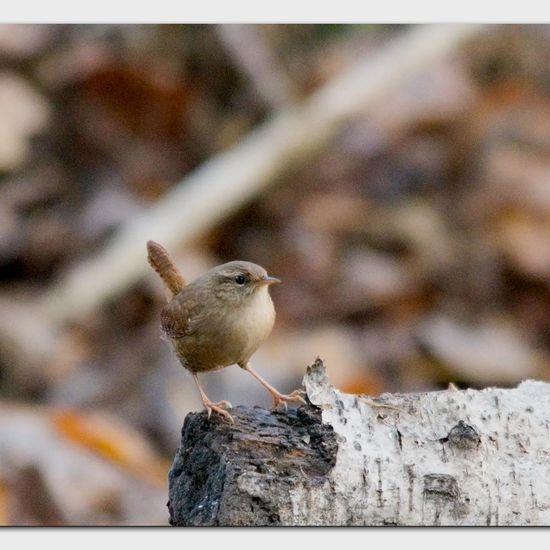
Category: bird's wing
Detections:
[{"x1": 160, "y1": 286, "x2": 208, "y2": 338}]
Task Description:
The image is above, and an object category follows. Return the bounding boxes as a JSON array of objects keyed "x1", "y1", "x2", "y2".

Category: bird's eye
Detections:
[{"x1": 234, "y1": 274, "x2": 246, "y2": 285}]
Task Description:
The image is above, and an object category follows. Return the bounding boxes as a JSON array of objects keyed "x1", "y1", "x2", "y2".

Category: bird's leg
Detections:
[
  {"x1": 192, "y1": 373, "x2": 234, "y2": 423},
  {"x1": 240, "y1": 362, "x2": 305, "y2": 410}
]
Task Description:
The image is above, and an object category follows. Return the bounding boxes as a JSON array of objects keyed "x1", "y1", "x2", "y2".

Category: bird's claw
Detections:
[
  {"x1": 271, "y1": 388, "x2": 307, "y2": 410},
  {"x1": 290, "y1": 389, "x2": 307, "y2": 405},
  {"x1": 215, "y1": 399, "x2": 233, "y2": 409},
  {"x1": 204, "y1": 400, "x2": 234, "y2": 423}
]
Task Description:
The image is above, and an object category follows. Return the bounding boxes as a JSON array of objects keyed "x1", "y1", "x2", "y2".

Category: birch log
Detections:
[{"x1": 168, "y1": 359, "x2": 550, "y2": 526}]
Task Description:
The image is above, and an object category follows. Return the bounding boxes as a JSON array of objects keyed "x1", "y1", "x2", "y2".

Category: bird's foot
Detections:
[
  {"x1": 270, "y1": 389, "x2": 306, "y2": 411},
  {"x1": 204, "y1": 399, "x2": 234, "y2": 423}
]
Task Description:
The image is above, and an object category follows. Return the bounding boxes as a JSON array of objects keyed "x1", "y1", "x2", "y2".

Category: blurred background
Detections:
[{"x1": 0, "y1": 24, "x2": 548, "y2": 525}]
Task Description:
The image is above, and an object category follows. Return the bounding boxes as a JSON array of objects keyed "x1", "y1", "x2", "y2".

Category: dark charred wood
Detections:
[{"x1": 167, "y1": 403, "x2": 337, "y2": 526}]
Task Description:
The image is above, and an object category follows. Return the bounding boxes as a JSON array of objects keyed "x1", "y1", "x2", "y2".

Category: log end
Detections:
[{"x1": 167, "y1": 396, "x2": 337, "y2": 526}]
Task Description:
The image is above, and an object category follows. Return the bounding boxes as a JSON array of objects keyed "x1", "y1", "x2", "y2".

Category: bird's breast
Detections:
[
  {"x1": 221, "y1": 287, "x2": 275, "y2": 364},
  {"x1": 240, "y1": 288, "x2": 276, "y2": 341},
  {"x1": 170, "y1": 286, "x2": 275, "y2": 371}
]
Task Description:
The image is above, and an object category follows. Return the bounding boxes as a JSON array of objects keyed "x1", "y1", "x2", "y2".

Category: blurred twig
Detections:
[{"x1": 215, "y1": 24, "x2": 296, "y2": 109}]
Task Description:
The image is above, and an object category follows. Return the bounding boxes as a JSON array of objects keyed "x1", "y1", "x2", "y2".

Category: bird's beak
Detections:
[{"x1": 258, "y1": 276, "x2": 281, "y2": 286}]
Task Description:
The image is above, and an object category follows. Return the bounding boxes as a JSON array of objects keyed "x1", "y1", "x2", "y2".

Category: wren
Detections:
[{"x1": 147, "y1": 240, "x2": 304, "y2": 422}]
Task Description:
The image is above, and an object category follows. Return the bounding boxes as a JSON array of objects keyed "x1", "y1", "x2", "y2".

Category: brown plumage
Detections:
[
  {"x1": 147, "y1": 240, "x2": 304, "y2": 422},
  {"x1": 146, "y1": 240, "x2": 186, "y2": 298}
]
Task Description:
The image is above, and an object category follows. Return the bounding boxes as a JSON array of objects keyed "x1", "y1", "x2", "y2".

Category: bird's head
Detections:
[{"x1": 207, "y1": 260, "x2": 280, "y2": 302}]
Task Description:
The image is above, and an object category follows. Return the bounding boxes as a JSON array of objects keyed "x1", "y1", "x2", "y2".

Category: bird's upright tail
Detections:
[{"x1": 146, "y1": 240, "x2": 186, "y2": 298}]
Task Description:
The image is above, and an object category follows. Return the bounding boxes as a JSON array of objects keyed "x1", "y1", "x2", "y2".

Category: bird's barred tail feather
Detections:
[{"x1": 146, "y1": 240, "x2": 186, "y2": 298}]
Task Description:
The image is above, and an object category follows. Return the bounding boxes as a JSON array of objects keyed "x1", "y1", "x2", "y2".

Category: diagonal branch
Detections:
[{"x1": 39, "y1": 24, "x2": 483, "y2": 326}]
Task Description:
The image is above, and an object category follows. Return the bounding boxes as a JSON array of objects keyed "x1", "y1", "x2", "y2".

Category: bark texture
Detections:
[{"x1": 168, "y1": 359, "x2": 550, "y2": 526}]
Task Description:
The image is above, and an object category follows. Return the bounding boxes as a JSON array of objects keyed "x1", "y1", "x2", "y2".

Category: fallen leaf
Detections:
[
  {"x1": 52, "y1": 408, "x2": 169, "y2": 487},
  {"x1": 497, "y1": 213, "x2": 550, "y2": 281},
  {"x1": 0, "y1": 72, "x2": 51, "y2": 170},
  {"x1": 417, "y1": 315, "x2": 540, "y2": 385}
]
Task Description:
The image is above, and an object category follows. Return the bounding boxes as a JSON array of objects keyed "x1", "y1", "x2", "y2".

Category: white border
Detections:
[
  {"x1": 0, "y1": 528, "x2": 544, "y2": 547},
  {"x1": 1, "y1": 0, "x2": 549, "y2": 23},
  {"x1": 0, "y1": 1, "x2": 548, "y2": 540}
]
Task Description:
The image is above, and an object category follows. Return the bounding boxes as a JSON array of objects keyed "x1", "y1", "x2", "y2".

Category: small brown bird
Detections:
[{"x1": 147, "y1": 240, "x2": 304, "y2": 422}]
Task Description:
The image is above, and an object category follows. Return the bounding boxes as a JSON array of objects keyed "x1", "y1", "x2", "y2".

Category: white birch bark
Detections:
[{"x1": 292, "y1": 360, "x2": 550, "y2": 526}]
